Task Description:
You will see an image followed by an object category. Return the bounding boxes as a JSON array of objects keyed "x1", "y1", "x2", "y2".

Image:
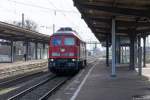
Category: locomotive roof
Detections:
[{"x1": 52, "y1": 31, "x2": 85, "y2": 43}]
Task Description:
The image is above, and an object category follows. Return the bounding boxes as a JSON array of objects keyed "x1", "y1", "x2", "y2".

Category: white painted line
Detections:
[
  {"x1": 70, "y1": 62, "x2": 98, "y2": 100},
  {"x1": 64, "y1": 92, "x2": 73, "y2": 95},
  {"x1": 65, "y1": 69, "x2": 85, "y2": 90},
  {"x1": 88, "y1": 60, "x2": 95, "y2": 64},
  {"x1": 65, "y1": 58, "x2": 95, "y2": 91}
]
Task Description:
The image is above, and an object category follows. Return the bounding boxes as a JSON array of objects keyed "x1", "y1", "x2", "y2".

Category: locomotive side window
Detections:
[
  {"x1": 64, "y1": 37, "x2": 75, "y2": 45},
  {"x1": 52, "y1": 37, "x2": 62, "y2": 46}
]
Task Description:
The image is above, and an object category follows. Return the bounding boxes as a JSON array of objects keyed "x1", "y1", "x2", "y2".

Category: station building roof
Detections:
[
  {"x1": 73, "y1": 0, "x2": 150, "y2": 43},
  {"x1": 0, "y1": 21, "x2": 50, "y2": 43}
]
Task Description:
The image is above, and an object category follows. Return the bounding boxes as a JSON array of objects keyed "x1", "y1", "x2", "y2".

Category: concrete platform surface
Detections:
[
  {"x1": 0, "y1": 59, "x2": 48, "y2": 79},
  {"x1": 75, "y1": 61, "x2": 150, "y2": 100},
  {"x1": 50, "y1": 60, "x2": 150, "y2": 100},
  {"x1": 0, "y1": 59, "x2": 47, "y2": 70}
]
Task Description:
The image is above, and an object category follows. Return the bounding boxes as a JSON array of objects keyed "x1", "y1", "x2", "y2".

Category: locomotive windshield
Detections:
[
  {"x1": 52, "y1": 37, "x2": 62, "y2": 46},
  {"x1": 64, "y1": 37, "x2": 75, "y2": 45}
]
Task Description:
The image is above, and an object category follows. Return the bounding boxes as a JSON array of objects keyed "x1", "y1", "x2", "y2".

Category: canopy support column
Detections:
[
  {"x1": 138, "y1": 34, "x2": 142, "y2": 76},
  {"x1": 43, "y1": 43, "x2": 45, "y2": 59},
  {"x1": 130, "y1": 35, "x2": 135, "y2": 70},
  {"x1": 11, "y1": 40, "x2": 14, "y2": 63},
  {"x1": 111, "y1": 17, "x2": 116, "y2": 77},
  {"x1": 35, "y1": 42, "x2": 38, "y2": 60},
  {"x1": 25, "y1": 41, "x2": 29, "y2": 61},
  {"x1": 143, "y1": 36, "x2": 146, "y2": 67},
  {"x1": 106, "y1": 35, "x2": 109, "y2": 67}
]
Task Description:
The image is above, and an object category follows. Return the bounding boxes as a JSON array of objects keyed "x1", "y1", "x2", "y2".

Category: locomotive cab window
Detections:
[
  {"x1": 51, "y1": 37, "x2": 62, "y2": 46},
  {"x1": 64, "y1": 37, "x2": 75, "y2": 45}
]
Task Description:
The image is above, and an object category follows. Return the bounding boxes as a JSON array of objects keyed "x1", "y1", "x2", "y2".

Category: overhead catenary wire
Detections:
[
  {"x1": 6, "y1": 0, "x2": 83, "y2": 29},
  {"x1": 46, "y1": 0, "x2": 80, "y2": 31},
  {"x1": 7, "y1": 0, "x2": 78, "y2": 13},
  {"x1": 5, "y1": 0, "x2": 78, "y2": 33},
  {"x1": 7, "y1": 0, "x2": 80, "y2": 31},
  {"x1": 5, "y1": 0, "x2": 94, "y2": 42},
  {"x1": 50, "y1": 0, "x2": 93, "y2": 42}
]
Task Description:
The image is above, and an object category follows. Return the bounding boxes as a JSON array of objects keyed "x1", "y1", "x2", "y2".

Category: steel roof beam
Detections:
[
  {"x1": 78, "y1": 2, "x2": 150, "y2": 17},
  {"x1": 85, "y1": 16, "x2": 150, "y2": 27}
]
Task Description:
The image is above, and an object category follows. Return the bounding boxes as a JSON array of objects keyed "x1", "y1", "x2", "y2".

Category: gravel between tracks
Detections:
[
  {"x1": 20, "y1": 77, "x2": 67, "y2": 100},
  {"x1": 0, "y1": 73, "x2": 52, "y2": 100},
  {"x1": 0, "y1": 71, "x2": 48, "y2": 88},
  {"x1": 0, "y1": 57, "x2": 97, "y2": 100}
]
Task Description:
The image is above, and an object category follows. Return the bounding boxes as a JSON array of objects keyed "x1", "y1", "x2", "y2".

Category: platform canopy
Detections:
[
  {"x1": 0, "y1": 21, "x2": 50, "y2": 43},
  {"x1": 73, "y1": 0, "x2": 150, "y2": 43}
]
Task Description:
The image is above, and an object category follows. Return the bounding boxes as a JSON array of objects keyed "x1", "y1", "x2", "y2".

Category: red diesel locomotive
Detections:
[{"x1": 48, "y1": 27, "x2": 86, "y2": 74}]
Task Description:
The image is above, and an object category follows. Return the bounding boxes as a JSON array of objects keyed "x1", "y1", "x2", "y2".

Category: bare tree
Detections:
[{"x1": 13, "y1": 19, "x2": 38, "y2": 31}]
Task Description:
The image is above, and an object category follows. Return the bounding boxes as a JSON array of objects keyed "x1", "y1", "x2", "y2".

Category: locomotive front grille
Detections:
[
  {"x1": 57, "y1": 59, "x2": 68, "y2": 62},
  {"x1": 49, "y1": 58, "x2": 76, "y2": 67}
]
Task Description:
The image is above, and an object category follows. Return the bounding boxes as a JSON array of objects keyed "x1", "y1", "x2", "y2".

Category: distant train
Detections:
[{"x1": 48, "y1": 27, "x2": 87, "y2": 74}]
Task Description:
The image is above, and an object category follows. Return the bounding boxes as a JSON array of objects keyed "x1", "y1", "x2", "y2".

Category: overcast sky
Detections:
[
  {"x1": 0, "y1": 0, "x2": 99, "y2": 42},
  {"x1": 0, "y1": 0, "x2": 107, "y2": 50}
]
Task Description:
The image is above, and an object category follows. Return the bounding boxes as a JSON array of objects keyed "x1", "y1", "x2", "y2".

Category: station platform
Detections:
[
  {"x1": 0, "y1": 59, "x2": 48, "y2": 79},
  {"x1": 71, "y1": 61, "x2": 150, "y2": 100}
]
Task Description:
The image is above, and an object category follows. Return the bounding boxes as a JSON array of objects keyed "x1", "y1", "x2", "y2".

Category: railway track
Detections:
[
  {"x1": 0, "y1": 57, "x2": 93, "y2": 86},
  {"x1": 0, "y1": 72, "x2": 52, "y2": 100},
  {"x1": 7, "y1": 75, "x2": 70, "y2": 100},
  {"x1": 1, "y1": 58, "x2": 96, "y2": 100},
  {"x1": 39, "y1": 77, "x2": 69, "y2": 100},
  {"x1": 0, "y1": 71, "x2": 48, "y2": 87}
]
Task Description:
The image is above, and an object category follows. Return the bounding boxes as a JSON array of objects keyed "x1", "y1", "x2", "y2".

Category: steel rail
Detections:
[
  {"x1": 39, "y1": 77, "x2": 70, "y2": 100},
  {"x1": 7, "y1": 74, "x2": 56, "y2": 100},
  {"x1": 0, "y1": 71, "x2": 45, "y2": 86}
]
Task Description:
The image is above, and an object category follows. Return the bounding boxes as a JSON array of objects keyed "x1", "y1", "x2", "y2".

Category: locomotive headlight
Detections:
[
  {"x1": 50, "y1": 59, "x2": 54, "y2": 61},
  {"x1": 72, "y1": 59, "x2": 76, "y2": 61},
  {"x1": 60, "y1": 48, "x2": 65, "y2": 52}
]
